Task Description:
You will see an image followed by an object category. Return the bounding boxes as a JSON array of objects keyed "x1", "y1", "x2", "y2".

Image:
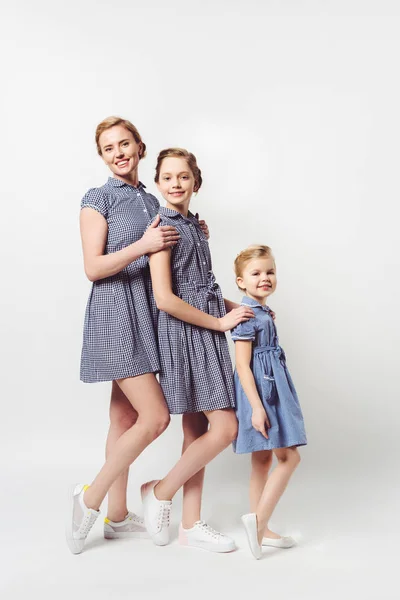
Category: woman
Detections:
[{"x1": 68, "y1": 116, "x2": 206, "y2": 553}]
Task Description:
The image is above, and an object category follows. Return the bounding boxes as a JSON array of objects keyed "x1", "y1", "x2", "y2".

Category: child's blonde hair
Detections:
[
  {"x1": 154, "y1": 148, "x2": 203, "y2": 192},
  {"x1": 234, "y1": 245, "x2": 274, "y2": 289}
]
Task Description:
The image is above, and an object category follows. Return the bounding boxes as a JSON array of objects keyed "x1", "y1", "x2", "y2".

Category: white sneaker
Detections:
[
  {"x1": 104, "y1": 512, "x2": 149, "y2": 539},
  {"x1": 179, "y1": 520, "x2": 236, "y2": 553},
  {"x1": 66, "y1": 484, "x2": 100, "y2": 554},
  {"x1": 262, "y1": 535, "x2": 296, "y2": 548},
  {"x1": 241, "y1": 513, "x2": 262, "y2": 559},
  {"x1": 141, "y1": 480, "x2": 172, "y2": 546}
]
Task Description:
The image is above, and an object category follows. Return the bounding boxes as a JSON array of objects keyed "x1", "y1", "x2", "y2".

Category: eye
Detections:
[
  {"x1": 181, "y1": 175, "x2": 189, "y2": 180},
  {"x1": 122, "y1": 142, "x2": 129, "y2": 147},
  {"x1": 163, "y1": 176, "x2": 170, "y2": 181},
  {"x1": 104, "y1": 147, "x2": 112, "y2": 152}
]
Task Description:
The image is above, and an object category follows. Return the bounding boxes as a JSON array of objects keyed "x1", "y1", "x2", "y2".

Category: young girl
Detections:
[
  {"x1": 231, "y1": 245, "x2": 307, "y2": 559},
  {"x1": 141, "y1": 148, "x2": 255, "y2": 552}
]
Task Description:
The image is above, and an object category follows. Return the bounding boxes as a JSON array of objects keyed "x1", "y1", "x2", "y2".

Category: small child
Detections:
[{"x1": 231, "y1": 245, "x2": 307, "y2": 559}]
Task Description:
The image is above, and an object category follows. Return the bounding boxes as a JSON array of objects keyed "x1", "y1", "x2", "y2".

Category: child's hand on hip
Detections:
[{"x1": 252, "y1": 407, "x2": 270, "y2": 439}]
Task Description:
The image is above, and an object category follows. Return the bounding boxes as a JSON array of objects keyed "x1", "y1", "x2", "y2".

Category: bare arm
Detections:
[
  {"x1": 224, "y1": 298, "x2": 240, "y2": 312},
  {"x1": 235, "y1": 340, "x2": 270, "y2": 438},
  {"x1": 80, "y1": 209, "x2": 179, "y2": 282},
  {"x1": 149, "y1": 250, "x2": 254, "y2": 332}
]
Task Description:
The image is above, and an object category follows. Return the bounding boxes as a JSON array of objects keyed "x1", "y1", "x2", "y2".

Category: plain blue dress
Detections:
[{"x1": 231, "y1": 296, "x2": 307, "y2": 454}]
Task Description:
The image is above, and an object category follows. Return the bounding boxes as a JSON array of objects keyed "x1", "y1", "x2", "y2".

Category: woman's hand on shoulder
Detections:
[
  {"x1": 251, "y1": 406, "x2": 270, "y2": 439},
  {"x1": 217, "y1": 305, "x2": 254, "y2": 332},
  {"x1": 141, "y1": 214, "x2": 180, "y2": 254}
]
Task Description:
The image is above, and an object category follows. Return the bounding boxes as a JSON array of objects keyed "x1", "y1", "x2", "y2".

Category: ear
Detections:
[
  {"x1": 138, "y1": 142, "x2": 144, "y2": 158},
  {"x1": 236, "y1": 277, "x2": 246, "y2": 291}
]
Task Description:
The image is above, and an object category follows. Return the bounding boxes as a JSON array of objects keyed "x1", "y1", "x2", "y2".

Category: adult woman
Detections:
[{"x1": 68, "y1": 116, "x2": 191, "y2": 553}]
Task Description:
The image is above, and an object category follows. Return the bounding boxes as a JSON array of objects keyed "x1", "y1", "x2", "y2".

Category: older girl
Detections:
[{"x1": 141, "y1": 149, "x2": 254, "y2": 552}]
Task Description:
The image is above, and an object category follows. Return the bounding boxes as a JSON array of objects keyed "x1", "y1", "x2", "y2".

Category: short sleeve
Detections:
[
  {"x1": 231, "y1": 318, "x2": 257, "y2": 342},
  {"x1": 147, "y1": 193, "x2": 160, "y2": 212},
  {"x1": 81, "y1": 188, "x2": 109, "y2": 218}
]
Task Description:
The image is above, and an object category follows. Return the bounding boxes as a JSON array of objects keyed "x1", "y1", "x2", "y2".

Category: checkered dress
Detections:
[
  {"x1": 156, "y1": 207, "x2": 235, "y2": 414},
  {"x1": 80, "y1": 177, "x2": 160, "y2": 383}
]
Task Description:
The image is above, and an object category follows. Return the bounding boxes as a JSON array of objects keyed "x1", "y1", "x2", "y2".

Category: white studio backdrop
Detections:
[{"x1": 1, "y1": 0, "x2": 399, "y2": 535}]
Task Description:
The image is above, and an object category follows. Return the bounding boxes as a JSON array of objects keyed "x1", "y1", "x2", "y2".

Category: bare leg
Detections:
[
  {"x1": 148, "y1": 408, "x2": 237, "y2": 501},
  {"x1": 106, "y1": 382, "x2": 138, "y2": 522},
  {"x1": 181, "y1": 413, "x2": 209, "y2": 528},
  {"x1": 255, "y1": 447, "x2": 301, "y2": 543},
  {"x1": 84, "y1": 374, "x2": 170, "y2": 511},
  {"x1": 249, "y1": 450, "x2": 273, "y2": 512}
]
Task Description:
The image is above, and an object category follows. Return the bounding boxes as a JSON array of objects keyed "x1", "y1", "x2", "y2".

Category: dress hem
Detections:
[
  {"x1": 80, "y1": 368, "x2": 159, "y2": 384},
  {"x1": 233, "y1": 440, "x2": 307, "y2": 454}
]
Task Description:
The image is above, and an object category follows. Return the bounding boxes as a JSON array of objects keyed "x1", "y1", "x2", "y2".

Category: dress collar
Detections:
[
  {"x1": 240, "y1": 296, "x2": 271, "y2": 313},
  {"x1": 158, "y1": 206, "x2": 199, "y2": 225},
  {"x1": 107, "y1": 177, "x2": 146, "y2": 189}
]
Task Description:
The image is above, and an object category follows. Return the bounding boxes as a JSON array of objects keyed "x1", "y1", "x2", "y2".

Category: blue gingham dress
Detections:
[
  {"x1": 156, "y1": 207, "x2": 235, "y2": 414},
  {"x1": 231, "y1": 296, "x2": 307, "y2": 453},
  {"x1": 80, "y1": 177, "x2": 160, "y2": 383}
]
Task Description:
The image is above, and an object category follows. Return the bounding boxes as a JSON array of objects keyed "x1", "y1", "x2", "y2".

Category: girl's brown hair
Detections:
[
  {"x1": 95, "y1": 116, "x2": 147, "y2": 159},
  {"x1": 154, "y1": 148, "x2": 202, "y2": 192}
]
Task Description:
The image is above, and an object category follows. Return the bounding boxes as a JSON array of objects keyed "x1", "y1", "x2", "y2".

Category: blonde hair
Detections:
[
  {"x1": 154, "y1": 148, "x2": 202, "y2": 192},
  {"x1": 95, "y1": 116, "x2": 147, "y2": 159},
  {"x1": 234, "y1": 245, "x2": 274, "y2": 289}
]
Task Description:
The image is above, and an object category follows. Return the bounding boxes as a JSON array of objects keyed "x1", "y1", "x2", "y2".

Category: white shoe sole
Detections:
[
  {"x1": 241, "y1": 513, "x2": 262, "y2": 559},
  {"x1": 104, "y1": 530, "x2": 150, "y2": 539},
  {"x1": 262, "y1": 536, "x2": 296, "y2": 549}
]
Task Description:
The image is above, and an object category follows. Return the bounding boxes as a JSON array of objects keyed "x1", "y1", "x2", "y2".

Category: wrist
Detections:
[
  {"x1": 216, "y1": 317, "x2": 223, "y2": 332},
  {"x1": 135, "y1": 238, "x2": 147, "y2": 257}
]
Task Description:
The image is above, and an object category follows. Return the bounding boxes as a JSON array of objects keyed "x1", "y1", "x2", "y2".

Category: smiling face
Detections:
[
  {"x1": 99, "y1": 125, "x2": 143, "y2": 181},
  {"x1": 237, "y1": 256, "x2": 277, "y2": 304},
  {"x1": 156, "y1": 156, "x2": 196, "y2": 214}
]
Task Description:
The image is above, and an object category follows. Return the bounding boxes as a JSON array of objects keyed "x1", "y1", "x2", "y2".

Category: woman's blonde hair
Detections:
[
  {"x1": 95, "y1": 116, "x2": 147, "y2": 159},
  {"x1": 234, "y1": 245, "x2": 274, "y2": 289},
  {"x1": 154, "y1": 148, "x2": 202, "y2": 192}
]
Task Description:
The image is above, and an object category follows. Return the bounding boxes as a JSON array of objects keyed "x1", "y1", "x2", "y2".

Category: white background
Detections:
[{"x1": 1, "y1": 1, "x2": 399, "y2": 598}]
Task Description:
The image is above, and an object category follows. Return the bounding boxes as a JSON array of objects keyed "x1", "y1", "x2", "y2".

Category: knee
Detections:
[
  {"x1": 278, "y1": 448, "x2": 301, "y2": 469},
  {"x1": 252, "y1": 450, "x2": 273, "y2": 469},
  {"x1": 110, "y1": 409, "x2": 137, "y2": 432},
  {"x1": 182, "y1": 414, "x2": 208, "y2": 440},
  {"x1": 221, "y1": 419, "x2": 238, "y2": 446},
  {"x1": 141, "y1": 411, "x2": 170, "y2": 442}
]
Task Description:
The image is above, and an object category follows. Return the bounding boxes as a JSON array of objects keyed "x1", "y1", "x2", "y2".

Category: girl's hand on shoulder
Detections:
[
  {"x1": 252, "y1": 407, "x2": 270, "y2": 439},
  {"x1": 141, "y1": 214, "x2": 180, "y2": 254},
  {"x1": 269, "y1": 309, "x2": 276, "y2": 321},
  {"x1": 218, "y1": 306, "x2": 254, "y2": 332},
  {"x1": 195, "y1": 213, "x2": 210, "y2": 239}
]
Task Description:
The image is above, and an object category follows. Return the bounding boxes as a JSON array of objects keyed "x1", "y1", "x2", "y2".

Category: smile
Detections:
[{"x1": 116, "y1": 160, "x2": 129, "y2": 167}]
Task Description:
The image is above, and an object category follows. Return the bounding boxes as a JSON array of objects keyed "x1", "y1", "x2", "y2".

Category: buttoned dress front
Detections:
[
  {"x1": 231, "y1": 296, "x2": 307, "y2": 453},
  {"x1": 80, "y1": 177, "x2": 160, "y2": 383},
  {"x1": 156, "y1": 207, "x2": 235, "y2": 414}
]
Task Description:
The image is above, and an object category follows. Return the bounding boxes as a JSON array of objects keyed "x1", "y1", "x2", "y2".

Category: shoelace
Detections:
[
  {"x1": 197, "y1": 521, "x2": 222, "y2": 539},
  {"x1": 78, "y1": 510, "x2": 98, "y2": 536},
  {"x1": 157, "y1": 503, "x2": 171, "y2": 529}
]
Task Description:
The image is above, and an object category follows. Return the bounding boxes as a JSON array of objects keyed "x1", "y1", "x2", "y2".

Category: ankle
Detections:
[
  {"x1": 83, "y1": 489, "x2": 100, "y2": 512},
  {"x1": 154, "y1": 481, "x2": 172, "y2": 502},
  {"x1": 107, "y1": 511, "x2": 128, "y2": 523},
  {"x1": 181, "y1": 519, "x2": 199, "y2": 530}
]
